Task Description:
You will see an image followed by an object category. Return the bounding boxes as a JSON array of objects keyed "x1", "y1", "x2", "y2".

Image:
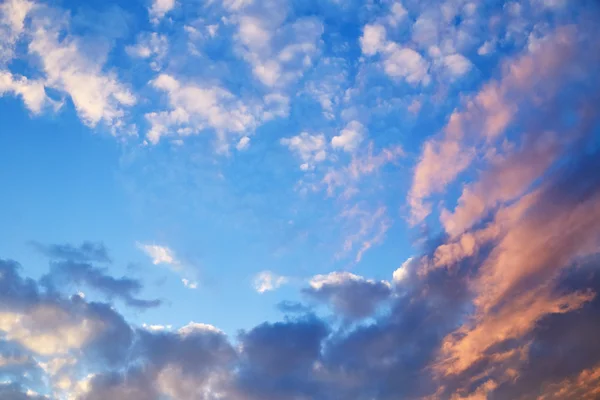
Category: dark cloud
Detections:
[
  {"x1": 302, "y1": 272, "x2": 392, "y2": 320},
  {"x1": 0, "y1": 383, "x2": 49, "y2": 400},
  {"x1": 30, "y1": 241, "x2": 112, "y2": 263},
  {"x1": 41, "y1": 260, "x2": 161, "y2": 309},
  {"x1": 276, "y1": 300, "x2": 313, "y2": 314}
]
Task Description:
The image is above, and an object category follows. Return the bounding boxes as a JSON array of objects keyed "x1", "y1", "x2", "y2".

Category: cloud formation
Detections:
[{"x1": 1, "y1": 1, "x2": 600, "y2": 399}]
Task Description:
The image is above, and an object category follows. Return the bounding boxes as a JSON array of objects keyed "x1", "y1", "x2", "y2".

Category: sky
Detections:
[{"x1": 1, "y1": 0, "x2": 600, "y2": 398}]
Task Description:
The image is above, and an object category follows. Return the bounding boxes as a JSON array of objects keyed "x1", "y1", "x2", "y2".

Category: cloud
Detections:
[
  {"x1": 31, "y1": 241, "x2": 112, "y2": 264},
  {"x1": 227, "y1": 0, "x2": 324, "y2": 88},
  {"x1": 338, "y1": 204, "x2": 391, "y2": 263},
  {"x1": 280, "y1": 132, "x2": 327, "y2": 171},
  {"x1": 304, "y1": 272, "x2": 391, "y2": 320},
  {"x1": 360, "y1": 24, "x2": 386, "y2": 56},
  {"x1": 236, "y1": 136, "x2": 250, "y2": 151},
  {"x1": 146, "y1": 74, "x2": 256, "y2": 147},
  {"x1": 331, "y1": 120, "x2": 365, "y2": 153},
  {"x1": 392, "y1": 257, "x2": 414, "y2": 284},
  {"x1": 137, "y1": 243, "x2": 198, "y2": 290},
  {"x1": 408, "y1": 25, "x2": 596, "y2": 224},
  {"x1": 137, "y1": 243, "x2": 179, "y2": 266},
  {"x1": 148, "y1": 0, "x2": 176, "y2": 24},
  {"x1": 383, "y1": 44, "x2": 431, "y2": 85},
  {"x1": 0, "y1": 0, "x2": 34, "y2": 64},
  {"x1": 253, "y1": 271, "x2": 288, "y2": 294},
  {"x1": 41, "y1": 260, "x2": 161, "y2": 309},
  {"x1": 181, "y1": 278, "x2": 198, "y2": 290},
  {"x1": 323, "y1": 143, "x2": 404, "y2": 197},
  {"x1": 27, "y1": 17, "x2": 136, "y2": 132},
  {"x1": 125, "y1": 32, "x2": 168, "y2": 71},
  {"x1": 0, "y1": 71, "x2": 50, "y2": 113}
]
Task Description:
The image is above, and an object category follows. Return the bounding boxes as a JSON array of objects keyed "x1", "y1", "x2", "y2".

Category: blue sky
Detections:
[{"x1": 1, "y1": 0, "x2": 600, "y2": 399}]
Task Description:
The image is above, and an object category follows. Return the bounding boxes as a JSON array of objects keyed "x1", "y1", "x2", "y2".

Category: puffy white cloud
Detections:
[
  {"x1": 392, "y1": 257, "x2": 414, "y2": 283},
  {"x1": 280, "y1": 132, "x2": 327, "y2": 170},
  {"x1": 149, "y1": 0, "x2": 176, "y2": 24},
  {"x1": 0, "y1": 0, "x2": 34, "y2": 64},
  {"x1": 0, "y1": 70, "x2": 50, "y2": 113},
  {"x1": 383, "y1": 44, "x2": 430, "y2": 85},
  {"x1": 146, "y1": 74, "x2": 256, "y2": 146},
  {"x1": 28, "y1": 23, "x2": 136, "y2": 132},
  {"x1": 360, "y1": 24, "x2": 387, "y2": 56},
  {"x1": 0, "y1": 306, "x2": 102, "y2": 356},
  {"x1": 236, "y1": 136, "x2": 250, "y2": 151},
  {"x1": 253, "y1": 271, "x2": 288, "y2": 293},
  {"x1": 443, "y1": 53, "x2": 472, "y2": 76},
  {"x1": 228, "y1": 1, "x2": 323, "y2": 88},
  {"x1": 331, "y1": 120, "x2": 365, "y2": 152}
]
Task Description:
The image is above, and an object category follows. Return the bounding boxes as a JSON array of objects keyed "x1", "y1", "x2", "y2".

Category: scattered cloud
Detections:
[
  {"x1": 331, "y1": 120, "x2": 365, "y2": 153},
  {"x1": 149, "y1": 0, "x2": 176, "y2": 24},
  {"x1": 253, "y1": 271, "x2": 288, "y2": 293},
  {"x1": 280, "y1": 132, "x2": 327, "y2": 171}
]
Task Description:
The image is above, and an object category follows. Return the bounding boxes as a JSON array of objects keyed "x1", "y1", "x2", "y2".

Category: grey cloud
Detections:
[
  {"x1": 41, "y1": 260, "x2": 161, "y2": 310},
  {"x1": 303, "y1": 274, "x2": 392, "y2": 320},
  {"x1": 30, "y1": 241, "x2": 112, "y2": 263}
]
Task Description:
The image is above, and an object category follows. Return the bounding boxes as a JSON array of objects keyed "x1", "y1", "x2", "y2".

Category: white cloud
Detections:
[
  {"x1": 0, "y1": 0, "x2": 34, "y2": 64},
  {"x1": 309, "y1": 271, "x2": 365, "y2": 290},
  {"x1": 392, "y1": 257, "x2": 413, "y2": 283},
  {"x1": 0, "y1": 70, "x2": 51, "y2": 113},
  {"x1": 137, "y1": 243, "x2": 179, "y2": 266},
  {"x1": 360, "y1": 24, "x2": 386, "y2": 56},
  {"x1": 0, "y1": 307, "x2": 102, "y2": 356},
  {"x1": 236, "y1": 136, "x2": 250, "y2": 151},
  {"x1": 28, "y1": 23, "x2": 136, "y2": 132},
  {"x1": 126, "y1": 32, "x2": 168, "y2": 71},
  {"x1": 146, "y1": 74, "x2": 256, "y2": 146},
  {"x1": 477, "y1": 40, "x2": 494, "y2": 55},
  {"x1": 253, "y1": 271, "x2": 288, "y2": 293},
  {"x1": 142, "y1": 323, "x2": 173, "y2": 331},
  {"x1": 443, "y1": 53, "x2": 472, "y2": 76},
  {"x1": 388, "y1": 2, "x2": 408, "y2": 26},
  {"x1": 182, "y1": 278, "x2": 198, "y2": 289},
  {"x1": 281, "y1": 132, "x2": 327, "y2": 170},
  {"x1": 149, "y1": 0, "x2": 176, "y2": 24},
  {"x1": 383, "y1": 44, "x2": 430, "y2": 85},
  {"x1": 331, "y1": 120, "x2": 365, "y2": 152},
  {"x1": 229, "y1": 2, "x2": 323, "y2": 88}
]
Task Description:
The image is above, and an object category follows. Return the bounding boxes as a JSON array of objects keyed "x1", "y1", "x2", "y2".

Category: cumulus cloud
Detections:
[
  {"x1": 27, "y1": 20, "x2": 136, "y2": 132},
  {"x1": 1, "y1": 2, "x2": 600, "y2": 400},
  {"x1": 0, "y1": 0, "x2": 34, "y2": 64},
  {"x1": 146, "y1": 73, "x2": 256, "y2": 147},
  {"x1": 280, "y1": 132, "x2": 327, "y2": 171},
  {"x1": 383, "y1": 44, "x2": 431, "y2": 85},
  {"x1": 331, "y1": 120, "x2": 365, "y2": 153},
  {"x1": 304, "y1": 272, "x2": 391, "y2": 319},
  {"x1": 148, "y1": 0, "x2": 176, "y2": 24},
  {"x1": 227, "y1": 0, "x2": 323, "y2": 88},
  {"x1": 360, "y1": 24, "x2": 386, "y2": 56},
  {"x1": 0, "y1": 71, "x2": 50, "y2": 113}
]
